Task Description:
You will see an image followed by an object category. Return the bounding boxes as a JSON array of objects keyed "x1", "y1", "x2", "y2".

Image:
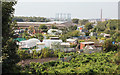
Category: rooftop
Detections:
[
  {"x1": 61, "y1": 42, "x2": 70, "y2": 46},
  {"x1": 17, "y1": 21, "x2": 66, "y2": 25},
  {"x1": 81, "y1": 42, "x2": 94, "y2": 44}
]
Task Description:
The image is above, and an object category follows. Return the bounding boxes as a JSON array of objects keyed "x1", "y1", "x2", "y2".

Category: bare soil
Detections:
[{"x1": 18, "y1": 57, "x2": 58, "y2": 66}]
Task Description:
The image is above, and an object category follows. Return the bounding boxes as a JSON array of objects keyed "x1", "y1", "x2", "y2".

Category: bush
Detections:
[
  {"x1": 85, "y1": 32, "x2": 90, "y2": 36},
  {"x1": 101, "y1": 37, "x2": 105, "y2": 40},
  {"x1": 17, "y1": 50, "x2": 31, "y2": 60},
  {"x1": 114, "y1": 51, "x2": 120, "y2": 64},
  {"x1": 78, "y1": 40, "x2": 85, "y2": 43},
  {"x1": 61, "y1": 30, "x2": 80, "y2": 42},
  {"x1": 103, "y1": 39, "x2": 119, "y2": 52},
  {"x1": 20, "y1": 51, "x2": 120, "y2": 74},
  {"x1": 17, "y1": 48, "x2": 58, "y2": 60}
]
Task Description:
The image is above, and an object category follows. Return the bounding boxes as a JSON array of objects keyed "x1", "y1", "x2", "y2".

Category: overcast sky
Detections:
[{"x1": 14, "y1": 0, "x2": 119, "y2": 19}]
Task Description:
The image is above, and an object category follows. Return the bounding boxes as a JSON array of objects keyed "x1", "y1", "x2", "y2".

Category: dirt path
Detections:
[{"x1": 18, "y1": 57, "x2": 58, "y2": 66}]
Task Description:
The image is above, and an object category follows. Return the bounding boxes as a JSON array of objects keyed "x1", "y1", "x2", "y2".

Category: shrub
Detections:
[
  {"x1": 114, "y1": 51, "x2": 120, "y2": 64},
  {"x1": 17, "y1": 49, "x2": 31, "y2": 60},
  {"x1": 20, "y1": 51, "x2": 120, "y2": 74},
  {"x1": 78, "y1": 40, "x2": 85, "y2": 43},
  {"x1": 103, "y1": 39, "x2": 119, "y2": 52},
  {"x1": 17, "y1": 48, "x2": 58, "y2": 60}
]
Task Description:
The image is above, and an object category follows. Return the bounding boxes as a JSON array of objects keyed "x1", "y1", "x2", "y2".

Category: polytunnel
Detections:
[{"x1": 19, "y1": 38, "x2": 40, "y2": 48}]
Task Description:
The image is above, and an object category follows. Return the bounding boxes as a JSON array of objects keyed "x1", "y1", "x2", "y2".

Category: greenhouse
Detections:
[
  {"x1": 37, "y1": 39, "x2": 62, "y2": 50},
  {"x1": 19, "y1": 38, "x2": 40, "y2": 48},
  {"x1": 47, "y1": 29, "x2": 62, "y2": 35}
]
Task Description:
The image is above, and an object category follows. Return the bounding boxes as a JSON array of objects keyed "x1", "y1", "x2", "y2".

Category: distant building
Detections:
[
  {"x1": 16, "y1": 21, "x2": 67, "y2": 29},
  {"x1": 88, "y1": 18, "x2": 109, "y2": 23},
  {"x1": 55, "y1": 13, "x2": 71, "y2": 22}
]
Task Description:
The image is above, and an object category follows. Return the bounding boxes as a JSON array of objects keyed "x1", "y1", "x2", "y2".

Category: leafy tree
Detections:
[
  {"x1": 95, "y1": 21, "x2": 106, "y2": 32},
  {"x1": 116, "y1": 36, "x2": 120, "y2": 42},
  {"x1": 29, "y1": 26, "x2": 34, "y2": 34},
  {"x1": 51, "y1": 25, "x2": 58, "y2": 29},
  {"x1": 84, "y1": 22, "x2": 93, "y2": 30},
  {"x1": 35, "y1": 33, "x2": 44, "y2": 41},
  {"x1": 39, "y1": 24, "x2": 48, "y2": 32},
  {"x1": 39, "y1": 24, "x2": 47, "y2": 29},
  {"x1": 79, "y1": 19, "x2": 89, "y2": 25},
  {"x1": 68, "y1": 25, "x2": 77, "y2": 31},
  {"x1": 106, "y1": 20, "x2": 118, "y2": 30},
  {"x1": 61, "y1": 34, "x2": 68, "y2": 42},
  {"x1": 70, "y1": 30, "x2": 80, "y2": 37},
  {"x1": 111, "y1": 31, "x2": 120, "y2": 42},
  {"x1": 17, "y1": 50, "x2": 30, "y2": 60},
  {"x1": 104, "y1": 29, "x2": 110, "y2": 34},
  {"x1": 114, "y1": 51, "x2": 120, "y2": 64},
  {"x1": 103, "y1": 39, "x2": 119, "y2": 52},
  {"x1": 61, "y1": 30, "x2": 80, "y2": 42},
  {"x1": 85, "y1": 32, "x2": 90, "y2": 36},
  {"x1": 72, "y1": 18, "x2": 79, "y2": 24},
  {"x1": 22, "y1": 32, "x2": 29, "y2": 39},
  {"x1": 13, "y1": 16, "x2": 50, "y2": 22},
  {"x1": 2, "y1": 1, "x2": 20, "y2": 73}
]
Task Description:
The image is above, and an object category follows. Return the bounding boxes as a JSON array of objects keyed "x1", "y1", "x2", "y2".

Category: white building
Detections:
[
  {"x1": 19, "y1": 38, "x2": 40, "y2": 48},
  {"x1": 47, "y1": 29, "x2": 62, "y2": 35},
  {"x1": 104, "y1": 34, "x2": 110, "y2": 38},
  {"x1": 66, "y1": 39, "x2": 77, "y2": 44},
  {"x1": 61, "y1": 42, "x2": 70, "y2": 47}
]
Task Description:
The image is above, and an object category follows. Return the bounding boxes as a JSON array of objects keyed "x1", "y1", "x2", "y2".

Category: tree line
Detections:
[{"x1": 13, "y1": 16, "x2": 51, "y2": 22}]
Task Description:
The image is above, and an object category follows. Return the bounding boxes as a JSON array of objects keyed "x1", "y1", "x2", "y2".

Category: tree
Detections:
[
  {"x1": 61, "y1": 34, "x2": 68, "y2": 42},
  {"x1": 103, "y1": 39, "x2": 119, "y2": 52},
  {"x1": 68, "y1": 25, "x2": 77, "y2": 31},
  {"x1": 35, "y1": 33, "x2": 44, "y2": 42},
  {"x1": 2, "y1": 1, "x2": 20, "y2": 73},
  {"x1": 70, "y1": 30, "x2": 80, "y2": 37},
  {"x1": 13, "y1": 16, "x2": 50, "y2": 22},
  {"x1": 95, "y1": 21, "x2": 106, "y2": 32},
  {"x1": 106, "y1": 20, "x2": 118, "y2": 30},
  {"x1": 114, "y1": 51, "x2": 120, "y2": 64},
  {"x1": 29, "y1": 26, "x2": 34, "y2": 34},
  {"x1": 79, "y1": 19, "x2": 88, "y2": 25},
  {"x1": 39, "y1": 24, "x2": 47, "y2": 29},
  {"x1": 112, "y1": 31, "x2": 120, "y2": 42},
  {"x1": 84, "y1": 22, "x2": 93, "y2": 31},
  {"x1": 72, "y1": 18, "x2": 79, "y2": 24},
  {"x1": 51, "y1": 25, "x2": 58, "y2": 29},
  {"x1": 39, "y1": 24, "x2": 48, "y2": 32}
]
